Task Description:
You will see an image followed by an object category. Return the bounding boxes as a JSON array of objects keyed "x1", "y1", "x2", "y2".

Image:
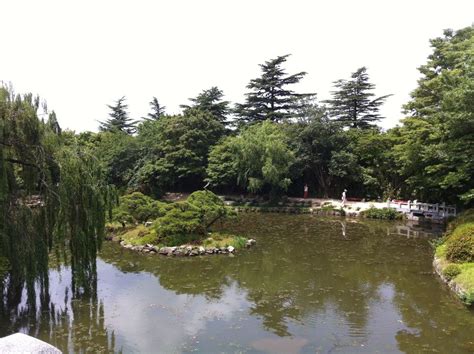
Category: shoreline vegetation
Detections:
[
  {"x1": 106, "y1": 191, "x2": 425, "y2": 257},
  {"x1": 0, "y1": 25, "x2": 472, "y2": 346},
  {"x1": 106, "y1": 190, "x2": 256, "y2": 256},
  {"x1": 433, "y1": 210, "x2": 474, "y2": 306}
]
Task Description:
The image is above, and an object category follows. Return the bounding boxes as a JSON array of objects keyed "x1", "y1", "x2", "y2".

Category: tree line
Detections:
[
  {"x1": 91, "y1": 26, "x2": 473, "y2": 206},
  {"x1": 0, "y1": 25, "x2": 471, "y2": 308}
]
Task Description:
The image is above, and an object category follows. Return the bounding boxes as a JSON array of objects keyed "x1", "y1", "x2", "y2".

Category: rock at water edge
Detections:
[{"x1": 0, "y1": 333, "x2": 62, "y2": 353}]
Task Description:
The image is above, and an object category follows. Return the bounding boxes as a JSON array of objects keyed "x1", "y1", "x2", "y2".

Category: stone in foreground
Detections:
[{"x1": 0, "y1": 333, "x2": 62, "y2": 353}]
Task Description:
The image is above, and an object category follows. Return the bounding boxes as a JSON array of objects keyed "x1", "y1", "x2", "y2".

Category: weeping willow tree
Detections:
[{"x1": 0, "y1": 85, "x2": 113, "y2": 310}]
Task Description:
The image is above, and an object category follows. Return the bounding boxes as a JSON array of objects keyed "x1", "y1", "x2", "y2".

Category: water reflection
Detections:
[
  {"x1": 0, "y1": 260, "x2": 117, "y2": 353},
  {"x1": 1, "y1": 215, "x2": 473, "y2": 353}
]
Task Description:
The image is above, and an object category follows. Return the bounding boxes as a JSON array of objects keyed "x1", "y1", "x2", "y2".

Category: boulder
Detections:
[
  {"x1": 159, "y1": 247, "x2": 171, "y2": 255},
  {"x1": 0, "y1": 333, "x2": 61, "y2": 353},
  {"x1": 227, "y1": 246, "x2": 235, "y2": 253}
]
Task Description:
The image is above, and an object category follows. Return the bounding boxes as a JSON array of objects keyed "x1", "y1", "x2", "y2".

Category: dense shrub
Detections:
[
  {"x1": 113, "y1": 192, "x2": 167, "y2": 226},
  {"x1": 187, "y1": 190, "x2": 230, "y2": 227},
  {"x1": 445, "y1": 222, "x2": 474, "y2": 263},
  {"x1": 442, "y1": 264, "x2": 461, "y2": 280},
  {"x1": 360, "y1": 207, "x2": 401, "y2": 220},
  {"x1": 446, "y1": 209, "x2": 474, "y2": 233},
  {"x1": 153, "y1": 202, "x2": 206, "y2": 246}
]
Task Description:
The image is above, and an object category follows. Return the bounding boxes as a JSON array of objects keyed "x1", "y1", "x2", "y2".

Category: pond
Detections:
[{"x1": 1, "y1": 214, "x2": 473, "y2": 353}]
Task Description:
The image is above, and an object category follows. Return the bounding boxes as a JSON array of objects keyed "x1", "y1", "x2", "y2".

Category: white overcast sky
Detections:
[{"x1": 1, "y1": 0, "x2": 473, "y2": 132}]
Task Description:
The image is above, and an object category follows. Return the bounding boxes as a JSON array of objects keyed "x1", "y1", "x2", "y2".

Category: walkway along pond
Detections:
[{"x1": 1, "y1": 214, "x2": 473, "y2": 353}]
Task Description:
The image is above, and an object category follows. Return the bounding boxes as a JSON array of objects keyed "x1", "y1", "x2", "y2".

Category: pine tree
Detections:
[
  {"x1": 235, "y1": 55, "x2": 313, "y2": 124},
  {"x1": 144, "y1": 97, "x2": 166, "y2": 121},
  {"x1": 99, "y1": 96, "x2": 136, "y2": 134},
  {"x1": 325, "y1": 67, "x2": 391, "y2": 129},
  {"x1": 180, "y1": 87, "x2": 229, "y2": 123}
]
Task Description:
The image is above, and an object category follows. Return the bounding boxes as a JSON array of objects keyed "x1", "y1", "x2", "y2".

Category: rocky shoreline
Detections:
[
  {"x1": 119, "y1": 238, "x2": 256, "y2": 257},
  {"x1": 433, "y1": 256, "x2": 471, "y2": 305}
]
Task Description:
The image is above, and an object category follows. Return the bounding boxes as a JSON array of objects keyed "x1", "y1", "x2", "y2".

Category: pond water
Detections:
[{"x1": 1, "y1": 214, "x2": 474, "y2": 353}]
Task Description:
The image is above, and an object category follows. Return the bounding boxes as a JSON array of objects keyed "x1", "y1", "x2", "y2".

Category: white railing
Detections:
[{"x1": 387, "y1": 200, "x2": 456, "y2": 217}]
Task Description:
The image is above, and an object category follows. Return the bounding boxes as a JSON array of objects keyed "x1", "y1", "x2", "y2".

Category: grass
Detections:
[
  {"x1": 457, "y1": 263, "x2": 474, "y2": 289},
  {"x1": 109, "y1": 225, "x2": 248, "y2": 250},
  {"x1": 117, "y1": 224, "x2": 158, "y2": 246},
  {"x1": 203, "y1": 233, "x2": 247, "y2": 249},
  {"x1": 435, "y1": 247, "x2": 474, "y2": 305},
  {"x1": 435, "y1": 209, "x2": 474, "y2": 306}
]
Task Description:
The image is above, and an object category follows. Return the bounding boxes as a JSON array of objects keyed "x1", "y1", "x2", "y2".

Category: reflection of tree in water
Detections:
[
  {"x1": 386, "y1": 244, "x2": 474, "y2": 353},
  {"x1": 99, "y1": 243, "x2": 232, "y2": 300},
  {"x1": 4, "y1": 213, "x2": 467, "y2": 352},
  {"x1": 0, "y1": 259, "x2": 117, "y2": 353},
  {"x1": 100, "y1": 215, "x2": 403, "y2": 338},
  {"x1": 224, "y1": 216, "x2": 383, "y2": 337}
]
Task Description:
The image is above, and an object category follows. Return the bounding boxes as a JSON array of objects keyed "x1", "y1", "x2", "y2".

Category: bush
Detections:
[
  {"x1": 187, "y1": 190, "x2": 230, "y2": 227},
  {"x1": 153, "y1": 202, "x2": 206, "y2": 246},
  {"x1": 360, "y1": 207, "x2": 401, "y2": 220},
  {"x1": 445, "y1": 222, "x2": 474, "y2": 263},
  {"x1": 442, "y1": 264, "x2": 461, "y2": 280},
  {"x1": 447, "y1": 209, "x2": 474, "y2": 233},
  {"x1": 113, "y1": 192, "x2": 167, "y2": 226}
]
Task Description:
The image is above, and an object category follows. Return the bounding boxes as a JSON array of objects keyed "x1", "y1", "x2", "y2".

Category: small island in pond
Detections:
[{"x1": 107, "y1": 190, "x2": 256, "y2": 256}]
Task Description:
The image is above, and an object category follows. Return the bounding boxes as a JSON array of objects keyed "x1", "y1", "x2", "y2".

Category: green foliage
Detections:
[
  {"x1": 119, "y1": 224, "x2": 158, "y2": 246},
  {"x1": 236, "y1": 121, "x2": 295, "y2": 196},
  {"x1": 99, "y1": 96, "x2": 137, "y2": 134},
  {"x1": 180, "y1": 87, "x2": 230, "y2": 124},
  {"x1": 447, "y1": 209, "x2": 474, "y2": 232},
  {"x1": 442, "y1": 264, "x2": 461, "y2": 280},
  {"x1": 206, "y1": 136, "x2": 239, "y2": 190},
  {"x1": 235, "y1": 54, "x2": 313, "y2": 123},
  {"x1": 325, "y1": 67, "x2": 392, "y2": 129},
  {"x1": 113, "y1": 192, "x2": 167, "y2": 225},
  {"x1": 142, "y1": 190, "x2": 233, "y2": 246},
  {"x1": 187, "y1": 190, "x2": 230, "y2": 228},
  {"x1": 133, "y1": 110, "x2": 225, "y2": 193},
  {"x1": 85, "y1": 131, "x2": 140, "y2": 189},
  {"x1": 360, "y1": 207, "x2": 401, "y2": 220},
  {"x1": 153, "y1": 202, "x2": 206, "y2": 246},
  {"x1": 203, "y1": 233, "x2": 247, "y2": 249},
  {"x1": 0, "y1": 85, "x2": 114, "y2": 298},
  {"x1": 144, "y1": 97, "x2": 166, "y2": 121},
  {"x1": 397, "y1": 26, "x2": 474, "y2": 204},
  {"x1": 445, "y1": 222, "x2": 474, "y2": 263},
  {"x1": 207, "y1": 121, "x2": 295, "y2": 197}
]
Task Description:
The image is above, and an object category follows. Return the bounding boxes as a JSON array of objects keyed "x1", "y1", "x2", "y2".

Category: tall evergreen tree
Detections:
[
  {"x1": 235, "y1": 55, "x2": 313, "y2": 124},
  {"x1": 99, "y1": 96, "x2": 136, "y2": 134},
  {"x1": 325, "y1": 67, "x2": 391, "y2": 129},
  {"x1": 180, "y1": 87, "x2": 229, "y2": 123},
  {"x1": 144, "y1": 96, "x2": 166, "y2": 121}
]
